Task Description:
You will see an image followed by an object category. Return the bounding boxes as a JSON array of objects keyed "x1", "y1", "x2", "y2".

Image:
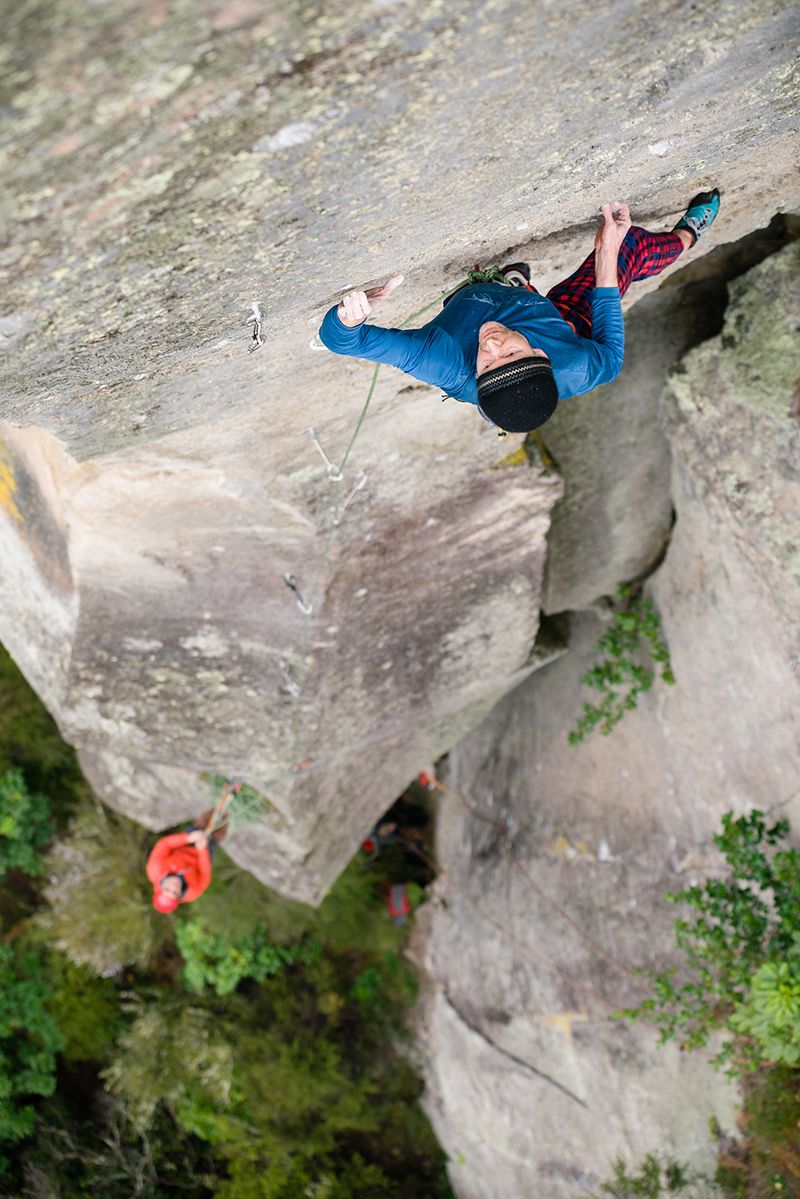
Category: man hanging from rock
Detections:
[
  {"x1": 318, "y1": 190, "x2": 720, "y2": 434},
  {"x1": 147, "y1": 809, "x2": 227, "y2": 913}
]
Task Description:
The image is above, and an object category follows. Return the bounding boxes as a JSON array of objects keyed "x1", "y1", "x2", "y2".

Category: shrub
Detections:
[
  {"x1": 0, "y1": 768, "x2": 53, "y2": 878},
  {"x1": 40, "y1": 800, "x2": 171, "y2": 976},
  {"x1": 714, "y1": 1066, "x2": 800, "y2": 1196},
  {"x1": 43, "y1": 951, "x2": 121, "y2": 1063},
  {"x1": 17, "y1": 1091, "x2": 220, "y2": 1199},
  {"x1": 619, "y1": 810, "x2": 800, "y2": 1072},
  {"x1": 728, "y1": 944, "x2": 800, "y2": 1068},
  {"x1": 103, "y1": 998, "x2": 233, "y2": 1134},
  {"x1": 175, "y1": 917, "x2": 318, "y2": 995},
  {"x1": 599, "y1": 1153, "x2": 703, "y2": 1198},
  {"x1": 0, "y1": 942, "x2": 64, "y2": 1157},
  {"x1": 215, "y1": 1151, "x2": 396, "y2": 1199},
  {"x1": 569, "y1": 586, "x2": 674, "y2": 746}
]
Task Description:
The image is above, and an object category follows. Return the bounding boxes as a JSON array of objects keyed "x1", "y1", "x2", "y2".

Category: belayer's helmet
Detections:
[{"x1": 153, "y1": 890, "x2": 180, "y2": 913}]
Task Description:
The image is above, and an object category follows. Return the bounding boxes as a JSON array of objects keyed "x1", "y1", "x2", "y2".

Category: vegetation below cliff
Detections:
[{"x1": 0, "y1": 646, "x2": 450, "y2": 1199}]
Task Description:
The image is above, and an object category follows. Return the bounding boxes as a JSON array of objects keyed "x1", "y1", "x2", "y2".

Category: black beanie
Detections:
[{"x1": 477, "y1": 358, "x2": 559, "y2": 432}]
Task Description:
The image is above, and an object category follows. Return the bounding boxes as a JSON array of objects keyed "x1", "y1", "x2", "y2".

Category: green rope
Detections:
[
  {"x1": 230, "y1": 267, "x2": 514, "y2": 793},
  {"x1": 287, "y1": 275, "x2": 481, "y2": 760}
]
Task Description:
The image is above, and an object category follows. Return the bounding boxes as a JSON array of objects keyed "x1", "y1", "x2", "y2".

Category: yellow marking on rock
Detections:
[
  {"x1": 0, "y1": 445, "x2": 21, "y2": 523},
  {"x1": 550, "y1": 835, "x2": 595, "y2": 861},
  {"x1": 491, "y1": 443, "x2": 530, "y2": 470},
  {"x1": 541, "y1": 1010, "x2": 588, "y2": 1050}
]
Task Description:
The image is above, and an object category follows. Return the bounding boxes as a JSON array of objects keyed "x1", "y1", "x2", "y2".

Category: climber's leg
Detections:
[
  {"x1": 673, "y1": 188, "x2": 721, "y2": 247},
  {"x1": 546, "y1": 190, "x2": 720, "y2": 337},
  {"x1": 546, "y1": 226, "x2": 686, "y2": 338}
]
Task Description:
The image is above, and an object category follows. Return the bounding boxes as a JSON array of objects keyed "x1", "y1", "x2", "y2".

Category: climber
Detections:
[
  {"x1": 361, "y1": 795, "x2": 431, "y2": 857},
  {"x1": 318, "y1": 190, "x2": 720, "y2": 433},
  {"x1": 147, "y1": 809, "x2": 227, "y2": 913}
]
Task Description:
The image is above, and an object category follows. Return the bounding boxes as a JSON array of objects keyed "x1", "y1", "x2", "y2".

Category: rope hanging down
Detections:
[
  {"x1": 228, "y1": 268, "x2": 525, "y2": 792},
  {"x1": 206, "y1": 777, "x2": 243, "y2": 834},
  {"x1": 282, "y1": 274, "x2": 482, "y2": 766}
]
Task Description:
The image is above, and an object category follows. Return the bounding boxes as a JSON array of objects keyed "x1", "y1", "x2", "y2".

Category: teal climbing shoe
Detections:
[{"x1": 674, "y1": 188, "x2": 721, "y2": 244}]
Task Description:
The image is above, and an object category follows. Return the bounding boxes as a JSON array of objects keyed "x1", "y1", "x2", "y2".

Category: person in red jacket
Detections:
[{"x1": 146, "y1": 812, "x2": 223, "y2": 913}]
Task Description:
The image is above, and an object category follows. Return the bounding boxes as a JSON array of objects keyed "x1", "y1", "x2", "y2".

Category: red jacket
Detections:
[{"x1": 146, "y1": 833, "x2": 212, "y2": 904}]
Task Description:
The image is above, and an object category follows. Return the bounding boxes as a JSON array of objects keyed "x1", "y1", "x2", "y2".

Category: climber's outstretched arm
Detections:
[
  {"x1": 319, "y1": 305, "x2": 437, "y2": 374},
  {"x1": 577, "y1": 202, "x2": 628, "y2": 388},
  {"x1": 319, "y1": 274, "x2": 460, "y2": 390},
  {"x1": 146, "y1": 832, "x2": 191, "y2": 884}
]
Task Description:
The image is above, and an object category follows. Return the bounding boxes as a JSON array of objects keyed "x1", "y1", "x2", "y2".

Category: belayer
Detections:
[
  {"x1": 147, "y1": 810, "x2": 227, "y2": 913},
  {"x1": 319, "y1": 191, "x2": 720, "y2": 433}
]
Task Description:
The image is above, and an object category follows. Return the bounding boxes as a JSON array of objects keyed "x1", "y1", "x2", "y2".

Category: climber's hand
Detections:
[
  {"x1": 186, "y1": 829, "x2": 209, "y2": 851},
  {"x1": 337, "y1": 274, "x2": 404, "y2": 327},
  {"x1": 595, "y1": 202, "x2": 631, "y2": 254},
  {"x1": 594, "y1": 202, "x2": 631, "y2": 286}
]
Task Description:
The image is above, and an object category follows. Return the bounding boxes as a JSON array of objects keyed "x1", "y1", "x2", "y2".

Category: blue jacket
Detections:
[{"x1": 319, "y1": 283, "x2": 624, "y2": 404}]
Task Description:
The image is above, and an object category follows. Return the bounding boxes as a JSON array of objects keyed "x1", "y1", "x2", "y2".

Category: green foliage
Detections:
[
  {"x1": 729, "y1": 946, "x2": 800, "y2": 1067},
  {"x1": 103, "y1": 998, "x2": 234, "y2": 1134},
  {"x1": 0, "y1": 941, "x2": 64, "y2": 1154},
  {"x1": 39, "y1": 800, "x2": 172, "y2": 976},
  {"x1": 568, "y1": 586, "x2": 675, "y2": 746},
  {"x1": 714, "y1": 1067, "x2": 800, "y2": 1197},
  {"x1": 43, "y1": 951, "x2": 121, "y2": 1063},
  {"x1": 350, "y1": 965, "x2": 382, "y2": 1008},
  {"x1": 104, "y1": 936, "x2": 447, "y2": 1195},
  {"x1": 600, "y1": 1154, "x2": 699, "y2": 1198},
  {"x1": 190, "y1": 855, "x2": 417, "y2": 1009},
  {"x1": 17, "y1": 1092, "x2": 219, "y2": 1199},
  {"x1": 0, "y1": 768, "x2": 53, "y2": 878},
  {"x1": 175, "y1": 917, "x2": 318, "y2": 995},
  {"x1": 216, "y1": 1151, "x2": 396, "y2": 1199},
  {"x1": 0, "y1": 646, "x2": 86, "y2": 820},
  {"x1": 619, "y1": 810, "x2": 800, "y2": 1073}
]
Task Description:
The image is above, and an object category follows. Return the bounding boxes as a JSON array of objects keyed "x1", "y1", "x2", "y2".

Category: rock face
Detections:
[
  {"x1": 415, "y1": 245, "x2": 800, "y2": 1197},
  {"x1": 2, "y1": 0, "x2": 798, "y2": 899}
]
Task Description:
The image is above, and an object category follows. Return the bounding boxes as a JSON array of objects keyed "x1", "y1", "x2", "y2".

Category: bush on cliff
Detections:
[
  {"x1": 619, "y1": 808, "x2": 800, "y2": 1197},
  {"x1": 620, "y1": 809, "x2": 800, "y2": 1073}
]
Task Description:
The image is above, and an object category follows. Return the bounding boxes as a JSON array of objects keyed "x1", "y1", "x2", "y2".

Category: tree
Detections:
[
  {"x1": 40, "y1": 801, "x2": 170, "y2": 976},
  {"x1": 0, "y1": 647, "x2": 85, "y2": 818},
  {"x1": 0, "y1": 942, "x2": 64, "y2": 1162},
  {"x1": 103, "y1": 998, "x2": 233, "y2": 1135},
  {"x1": 0, "y1": 769, "x2": 53, "y2": 878},
  {"x1": 43, "y1": 951, "x2": 121, "y2": 1064},
  {"x1": 175, "y1": 917, "x2": 316, "y2": 996}
]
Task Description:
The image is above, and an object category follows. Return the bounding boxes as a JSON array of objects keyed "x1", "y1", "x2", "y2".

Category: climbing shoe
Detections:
[
  {"x1": 500, "y1": 260, "x2": 532, "y2": 287},
  {"x1": 674, "y1": 188, "x2": 720, "y2": 244}
]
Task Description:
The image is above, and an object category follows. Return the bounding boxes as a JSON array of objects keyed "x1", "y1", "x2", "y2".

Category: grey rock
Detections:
[
  {"x1": 416, "y1": 246, "x2": 800, "y2": 1196},
  {"x1": 0, "y1": 0, "x2": 798, "y2": 898}
]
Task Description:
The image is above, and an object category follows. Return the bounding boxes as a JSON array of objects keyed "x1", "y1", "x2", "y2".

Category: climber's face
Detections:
[
  {"x1": 159, "y1": 874, "x2": 183, "y2": 900},
  {"x1": 476, "y1": 323, "x2": 549, "y2": 376}
]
